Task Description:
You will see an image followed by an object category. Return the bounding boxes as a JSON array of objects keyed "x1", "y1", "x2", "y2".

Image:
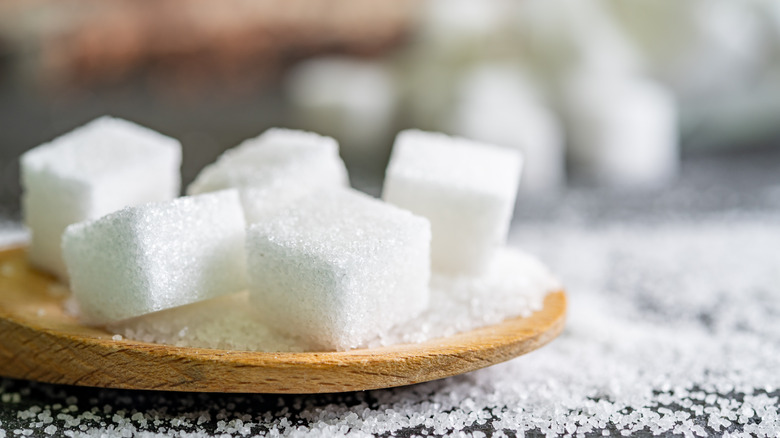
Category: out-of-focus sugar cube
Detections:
[
  {"x1": 449, "y1": 65, "x2": 565, "y2": 193},
  {"x1": 285, "y1": 58, "x2": 397, "y2": 167},
  {"x1": 563, "y1": 71, "x2": 679, "y2": 188}
]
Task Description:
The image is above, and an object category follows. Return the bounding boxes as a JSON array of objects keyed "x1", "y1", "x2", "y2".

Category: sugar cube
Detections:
[
  {"x1": 285, "y1": 58, "x2": 397, "y2": 166},
  {"x1": 186, "y1": 128, "x2": 348, "y2": 222},
  {"x1": 246, "y1": 189, "x2": 431, "y2": 351},
  {"x1": 62, "y1": 190, "x2": 247, "y2": 325},
  {"x1": 382, "y1": 130, "x2": 522, "y2": 275},
  {"x1": 20, "y1": 116, "x2": 181, "y2": 279},
  {"x1": 449, "y1": 65, "x2": 565, "y2": 193},
  {"x1": 564, "y1": 72, "x2": 678, "y2": 188}
]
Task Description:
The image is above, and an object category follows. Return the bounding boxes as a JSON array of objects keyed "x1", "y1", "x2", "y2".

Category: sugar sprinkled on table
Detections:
[{"x1": 1, "y1": 213, "x2": 778, "y2": 436}]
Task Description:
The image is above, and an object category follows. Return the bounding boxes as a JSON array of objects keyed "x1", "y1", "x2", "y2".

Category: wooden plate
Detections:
[{"x1": 0, "y1": 246, "x2": 566, "y2": 394}]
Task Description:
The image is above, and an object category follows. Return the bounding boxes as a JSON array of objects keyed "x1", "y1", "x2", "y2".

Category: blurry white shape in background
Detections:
[
  {"x1": 609, "y1": 0, "x2": 765, "y2": 99},
  {"x1": 448, "y1": 65, "x2": 565, "y2": 193},
  {"x1": 563, "y1": 70, "x2": 678, "y2": 188},
  {"x1": 608, "y1": 0, "x2": 780, "y2": 149},
  {"x1": 513, "y1": 0, "x2": 645, "y2": 83},
  {"x1": 285, "y1": 57, "x2": 398, "y2": 170},
  {"x1": 418, "y1": 0, "x2": 510, "y2": 46},
  {"x1": 280, "y1": 0, "x2": 780, "y2": 192}
]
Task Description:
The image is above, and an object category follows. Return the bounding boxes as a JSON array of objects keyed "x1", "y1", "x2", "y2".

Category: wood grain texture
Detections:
[{"x1": 0, "y1": 246, "x2": 566, "y2": 394}]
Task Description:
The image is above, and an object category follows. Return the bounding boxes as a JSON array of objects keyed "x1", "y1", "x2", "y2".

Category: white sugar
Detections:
[
  {"x1": 449, "y1": 65, "x2": 565, "y2": 193},
  {"x1": 563, "y1": 73, "x2": 679, "y2": 188},
  {"x1": 246, "y1": 189, "x2": 431, "y2": 351},
  {"x1": 285, "y1": 57, "x2": 398, "y2": 162},
  {"x1": 383, "y1": 129, "x2": 522, "y2": 275},
  {"x1": 372, "y1": 248, "x2": 559, "y2": 347},
  {"x1": 20, "y1": 116, "x2": 181, "y2": 279},
  {"x1": 186, "y1": 128, "x2": 349, "y2": 223},
  {"x1": 0, "y1": 220, "x2": 28, "y2": 248},
  {"x1": 83, "y1": 214, "x2": 780, "y2": 437},
  {"x1": 108, "y1": 291, "x2": 307, "y2": 352},
  {"x1": 62, "y1": 190, "x2": 247, "y2": 324},
  {"x1": 110, "y1": 247, "x2": 557, "y2": 352}
]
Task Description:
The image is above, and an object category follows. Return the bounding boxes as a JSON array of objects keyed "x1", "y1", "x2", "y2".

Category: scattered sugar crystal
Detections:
[
  {"x1": 371, "y1": 248, "x2": 559, "y2": 348},
  {"x1": 19, "y1": 116, "x2": 181, "y2": 279},
  {"x1": 383, "y1": 130, "x2": 522, "y2": 275},
  {"x1": 62, "y1": 190, "x2": 247, "y2": 324},
  {"x1": 111, "y1": 335, "x2": 122, "y2": 341},
  {"x1": 108, "y1": 291, "x2": 307, "y2": 352},
  {"x1": 246, "y1": 189, "x2": 432, "y2": 351},
  {"x1": 110, "y1": 247, "x2": 557, "y2": 351},
  {"x1": 186, "y1": 128, "x2": 348, "y2": 223},
  {"x1": 3, "y1": 201, "x2": 779, "y2": 437}
]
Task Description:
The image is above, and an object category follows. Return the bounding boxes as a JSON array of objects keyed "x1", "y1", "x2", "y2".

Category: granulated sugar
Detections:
[
  {"x1": 369, "y1": 248, "x2": 558, "y2": 348},
  {"x1": 108, "y1": 291, "x2": 309, "y2": 352},
  {"x1": 62, "y1": 190, "x2": 248, "y2": 324},
  {"x1": 108, "y1": 247, "x2": 557, "y2": 351},
  {"x1": 245, "y1": 189, "x2": 432, "y2": 351},
  {"x1": 0, "y1": 221, "x2": 27, "y2": 248},
  {"x1": 2, "y1": 213, "x2": 778, "y2": 436}
]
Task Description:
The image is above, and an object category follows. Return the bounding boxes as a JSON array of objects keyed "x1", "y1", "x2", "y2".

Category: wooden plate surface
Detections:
[{"x1": 0, "y1": 246, "x2": 566, "y2": 393}]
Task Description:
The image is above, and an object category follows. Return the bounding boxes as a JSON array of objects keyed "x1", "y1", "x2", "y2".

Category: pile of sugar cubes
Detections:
[{"x1": 20, "y1": 116, "x2": 558, "y2": 351}]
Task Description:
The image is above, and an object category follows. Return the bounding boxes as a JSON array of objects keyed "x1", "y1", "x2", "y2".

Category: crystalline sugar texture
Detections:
[
  {"x1": 382, "y1": 130, "x2": 522, "y2": 275},
  {"x1": 186, "y1": 128, "x2": 349, "y2": 223},
  {"x1": 62, "y1": 190, "x2": 247, "y2": 325},
  {"x1": 246, "y1": 189, "x2": 431, "y2": 351},
  {"x1": 20, "y1": 116, "x2": 181, "y2": 279}
]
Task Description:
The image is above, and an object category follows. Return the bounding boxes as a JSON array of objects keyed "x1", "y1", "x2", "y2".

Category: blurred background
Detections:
[{"x1": 1, "y1": 0, "x2": 780, "y2": 219}]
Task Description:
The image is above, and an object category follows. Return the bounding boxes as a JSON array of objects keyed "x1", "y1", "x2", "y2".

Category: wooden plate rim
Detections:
[{"x1": 0, "y1": 246, "x2": 566, "y2": 393}]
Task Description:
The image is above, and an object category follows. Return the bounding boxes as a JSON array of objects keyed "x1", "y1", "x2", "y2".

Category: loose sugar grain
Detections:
[
  {"x1": 109, "y1": 247, "x2": 558, "y2": 351},
  {"x1": 2, "y1": 214, "x2": 779, "y2": 436}
]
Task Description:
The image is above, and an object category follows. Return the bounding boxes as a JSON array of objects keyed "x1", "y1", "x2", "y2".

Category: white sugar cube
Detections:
[
  {"x1": 564, "y1": 73, "x2": 678, "y2": 188},
  {"x1": 186, "y1": 128, "x2": 349, "y2": 222},
  {"x1": 285, "y1": 58, "x2": 397, "y2": 166},
  {"x1": 20, "y1": 116, "x2": 181, "y2": 279},
  {"x1": 382, "y1": 130, "x2": 522, "y2": 275},
  {"x1": 62, "y1": 190, "x2": 247, "y2": 325},
  {"x1": 449, "y1": 65, "x2": 565, "y2": 193},
  {"x1": 246, "y1": 189, "x2": 431, "y2": 351}
]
